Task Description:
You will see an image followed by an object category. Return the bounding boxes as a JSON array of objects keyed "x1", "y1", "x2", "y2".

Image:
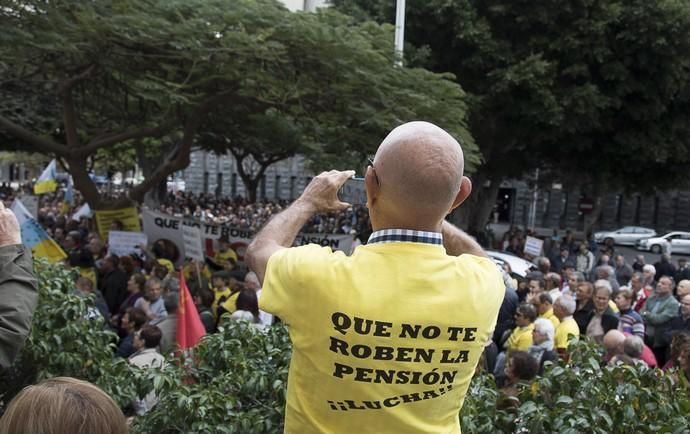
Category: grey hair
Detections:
[
  {"x1": 533, "y1": 318, "x2": 555, "y2": 342},
  {"x1": 642, "y1": 264, "x2": 656, "y2": 275},
  {"x1": 623, "y1": 335, "x2": 644, "y2": 358},
  {"x1": 557, "y1": 295, "x2": 576, "y2": 315},
  {"x1": 594, "y1": 279, "x2": 612, "y2": 297}
]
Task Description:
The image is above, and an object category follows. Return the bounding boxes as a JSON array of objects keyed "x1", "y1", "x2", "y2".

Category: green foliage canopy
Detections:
[{"x1": 0, "y1": 0, "x2": 476, "y2": 206}]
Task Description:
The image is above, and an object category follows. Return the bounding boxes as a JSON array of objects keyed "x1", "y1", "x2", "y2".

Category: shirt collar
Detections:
[{"x1": 367, "y1": 229, "x2": 443, "y2": 246}]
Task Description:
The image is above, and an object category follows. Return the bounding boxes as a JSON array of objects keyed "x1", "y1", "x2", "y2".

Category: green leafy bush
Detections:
[
  {"x1": 461, "y1": 340, "x2": 690, "y2": 434},
  {"x1": 0, "y1": 259, "x2": 147, "y2": 412},
  {"x1": 132, "y1": 321, "x2": 291, "y2": 434}
]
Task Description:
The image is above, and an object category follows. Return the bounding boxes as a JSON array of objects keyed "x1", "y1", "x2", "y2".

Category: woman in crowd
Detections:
[
  {"x1": 229, "y1": 288, "x2": 262, "y2": 326},
  {"x1": 112, "y1": 272, "x2": 146, "y2": 334},
  {"x1": 528, "y1": 318, "x2": 557, "y2": 373},
  {"x1": 0, "y1": 377, "x2": 128, "y2": 434},
  {"x1": 116, "y1": 307, "x2": 148, "y2": 358},
  {"x1": 615, "y1": 287, "x2": 645, "y2": 338}
]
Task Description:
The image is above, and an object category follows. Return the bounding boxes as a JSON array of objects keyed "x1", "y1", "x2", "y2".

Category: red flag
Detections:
[{"x1": 177, "y1": 271, "x2": 206, "y2": 350}]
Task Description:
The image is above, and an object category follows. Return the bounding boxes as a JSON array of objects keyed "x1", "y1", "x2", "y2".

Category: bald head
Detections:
[
  {"x1": 370, "y1": 122, "x2": 469, "y2": 227},
  {"x1": 603, "y1": 330, "x2": 625, "y2": 355}
]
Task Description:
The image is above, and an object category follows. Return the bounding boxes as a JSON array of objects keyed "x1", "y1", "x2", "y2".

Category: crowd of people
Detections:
[
  {"x1": 487, "y1": 225, "x2": 690, "y2": 404},
  {"x1": 2, "y1": 179, "x2": 690, "y2": 425}
]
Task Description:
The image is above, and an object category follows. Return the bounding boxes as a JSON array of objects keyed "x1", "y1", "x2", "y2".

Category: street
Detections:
[{"x1": 603, "y1": 244, "x2": 687, "y2": 268}]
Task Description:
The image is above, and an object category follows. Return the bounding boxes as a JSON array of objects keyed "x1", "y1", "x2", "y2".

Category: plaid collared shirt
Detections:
[{"x1": 367, "y1": 228, "x2": 443, "y2": 246}]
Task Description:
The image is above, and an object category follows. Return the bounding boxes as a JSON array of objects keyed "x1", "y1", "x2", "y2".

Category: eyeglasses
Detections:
[{"x1": 368, "y1": 157, "x2": 380, "y2": 187}]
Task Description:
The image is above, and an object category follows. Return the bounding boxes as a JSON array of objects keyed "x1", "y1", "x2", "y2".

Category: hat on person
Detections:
[{"x1": 156, "y1": 258, "x2": 174, "y2": 273}]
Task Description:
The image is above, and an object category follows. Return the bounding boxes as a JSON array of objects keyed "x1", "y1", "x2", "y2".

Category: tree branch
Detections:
[
  {"x1": 78, "y1": 121, "x2": 174, "y2": 156},
  {"x1": 0, "y1": 115, "x2": 70, "y2": 155}
]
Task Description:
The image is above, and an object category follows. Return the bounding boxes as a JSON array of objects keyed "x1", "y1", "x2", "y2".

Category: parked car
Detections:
[
  {"x1": 636, "y1": 231, "x2": 690, "y2": 254},
  {"x1": 593, "y1": 226, "x2": 657, "y2": 246},
  {"x1": 487, "y1": 250, "x2": 537, "y2": 279}
]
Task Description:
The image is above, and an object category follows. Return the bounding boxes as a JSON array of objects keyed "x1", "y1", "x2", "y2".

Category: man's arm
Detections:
[
  {"x1": 246, "y1": 170, "x2": 355, "y2": 284},
  {"x1": 0, "y1": 201, "x2": 39, "y2": 368},
  {"x1": 441, "y1": 220, "x2": 487, "y2": 258}
]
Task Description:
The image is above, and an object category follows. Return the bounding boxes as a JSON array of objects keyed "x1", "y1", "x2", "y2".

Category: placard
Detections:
[
  {"x1": 523, "y1": 236, "x2": 544, "y2": 257},
  {"x1": 108, "y1": 231, "x2": 148, "y2": 257}
]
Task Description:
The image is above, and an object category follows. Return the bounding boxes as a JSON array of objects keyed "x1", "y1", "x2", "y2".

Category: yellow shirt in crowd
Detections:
[
  {"x1": 261, "y1": 242, "x2": 504, "y2": 434},
  {"x1": 505, "y1": 323, "x2": 535, "y2": 352},
  {"x1": 539, "y1": 308, "x2": 560, "y2": 329},
  {"x1": 554, "y1": 317, "x2": 580, "y2": 350}
]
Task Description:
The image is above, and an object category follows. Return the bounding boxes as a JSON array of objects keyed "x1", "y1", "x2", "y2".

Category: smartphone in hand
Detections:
[{"x1": 337, "y1": 177, "x2": 367, "y2": 205}]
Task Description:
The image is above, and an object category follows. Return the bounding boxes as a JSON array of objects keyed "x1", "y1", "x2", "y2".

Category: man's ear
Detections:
[
  {"x1": 365, "y1": 166, "x2": 379, "y2": 206},
  {"x1": 450, "y1": 176, "x2": 472, "y2": 211}
]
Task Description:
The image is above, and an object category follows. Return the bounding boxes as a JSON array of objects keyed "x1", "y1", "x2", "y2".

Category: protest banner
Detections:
[
  {"x1": 108, "y1": 231, "x2": 148, "y2": 257},
  {"x1": 523, "y1": 236, "x2": 544, "y2": 257},
  {"x1": 94, "y1": 207, "x2": 141, "y2": 241},
  {"x1": 182, "y1": 225, "x2": 205, "y2": 262},
  {"x1": 141, "y1": 210, "x2": 354, "y2": 266}
]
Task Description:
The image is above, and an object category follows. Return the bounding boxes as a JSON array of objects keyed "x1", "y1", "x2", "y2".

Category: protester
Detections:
[
  {"x1": 75, "y1": 275, "x2": 110, "y2": 321},
  {"x1": 585, "y1": 281, "x2": 619, "y2": 344},
  {"x1": 0, "y1": 377, "x2": 128, "y2": 434},
  {"x1": 156, "y1": 293, "x2": 179, "y2": 355},
  {"x1": 112, "y1": 273, "x2": 146, "y2": 333},
  {"x1": 553, "y1": 295, "x2": 580, "y2": 355},
  {"x1": 630, "y1": 272, "x2": 651, "y2": 312},
  {"x1": 575, "y1": 243, "x2": 595, "y2": 278},
  {"x1": 194, "y1": 287, "x2": 216, "y2": 333},
  {"x1": 0, "y1": 201, "x2": 39, "y2": 368},
  {"x1": 229, "y1": 288, "x2": 262, "y2": 326},
  {"x1": 614, "y1": 254, "x2": 633, "y2": 287},
  {"x1": 642, "y1": 276, "x2": 680, "y2": 366},
  {"x1": 99, "y1": 255, "x2": 129, "y2": 315},
  {"x1": 134, "y1": 277, "x2": 167, "y2": 324},
  {"x1": 246, "y1": 121, "x2": 504, "y2": 433},
  {"x1": 615, "y1": 288, "x2": 645, "y2": 338},
  {"x1": 497, "y1": 351, "x2": 539, "y2": 410},
  {"x1": 602, "y1": 329, "x2": 625, "y2": 365},
  {"x1": 533, "y1": 292, "x2": 559, "y2": 329},
  {"x1": 528, "y1": 318, "x2": 557, "y2": 373},
  {"x1": 129, "y1": 325, "x2": 166, "y2": 415},
  {"x1": 574, "y1": 282, "x2": 595, "y2": 334},
  {"x1": 116, "y1": 307, "x2": 148, "y2": 358}
]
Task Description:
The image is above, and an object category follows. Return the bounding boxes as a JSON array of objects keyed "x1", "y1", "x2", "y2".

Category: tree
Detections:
[
  {"x1": 1, "y1": 0, "x2": 477, "y2": 208},
  {"x1": 333, "y1": 0, "x2": 690, "y2": 235},
  {"x1": 196, "y1": 9, "x2": 479, "y2": 202}
]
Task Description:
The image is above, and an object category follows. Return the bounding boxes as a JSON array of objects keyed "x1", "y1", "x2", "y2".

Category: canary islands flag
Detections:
[
  {"x1": 34, "y1": 159, "x2": 58, "y2": 195},
  {"x1": 11, "y1": 199, "x2": 67, "y2": 263}
]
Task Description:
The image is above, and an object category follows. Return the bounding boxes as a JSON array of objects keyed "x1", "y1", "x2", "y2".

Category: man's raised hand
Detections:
[{"x1": 297, "y1": 170, "x2": 356, "y2": 214}]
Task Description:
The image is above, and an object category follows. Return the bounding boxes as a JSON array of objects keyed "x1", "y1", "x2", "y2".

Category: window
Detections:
[
  {"x1": 216, "y1": 173, "x2": 223, "y2": 197},
  {"x1": 633, "y1": 196, "x2": 641, "y2": 225},
  {"x1": 231, "y1": 173, "x2": 237, "y2": 197},
  {"x1": 653, "y1": 196, "x2": 660, "y2": 225},
  {"x1": 290, "y1": 176, "x2": 297, "y2": 199},
  {"x1": 203, "y1": 172, "x2": 209, "y2": 194},
  {"x1": 274, "y1": 175, "x2": 281, "y2": 199},
  {"x1": 260, "y1": 175, "x2": 267, "y2": 199}
]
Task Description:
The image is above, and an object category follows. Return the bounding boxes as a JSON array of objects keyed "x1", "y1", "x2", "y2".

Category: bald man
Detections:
[{"x1": 247, "y1": 122, "x2": 504, "y2": 434}]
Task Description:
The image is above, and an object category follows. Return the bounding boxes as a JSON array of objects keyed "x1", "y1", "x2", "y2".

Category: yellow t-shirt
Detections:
[
  {"x1": 554, "y1": 317, "x2": 580, "y2": 350},
  {"x1": 212, "y1": 287, "x2": 235, "y2": 320},
  {"x1": 261, "y1": 242, "x2": 504, "y2": 434},
  {"x1": 505, "y1": 324, "x2": 534, "y2": 352},
  {"x1": 539, "y1": 308, "x2": 560, "y2": 329}
]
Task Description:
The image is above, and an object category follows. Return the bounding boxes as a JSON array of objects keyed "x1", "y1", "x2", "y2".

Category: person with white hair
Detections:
[
  {"x1": 528, "y1": 318, "x2": 556, "y2": 372},
  {"x1": 553, "y1": 295, "x2": 579, "y2": 354}
]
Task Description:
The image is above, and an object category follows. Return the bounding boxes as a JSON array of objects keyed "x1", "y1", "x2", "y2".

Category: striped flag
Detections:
[
  {"x1": 11, "y1": 199, "x2": 67, "y2": 263},
  {"x1": 33, "y1": 159, "x2": 58, "y2": 195}
]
